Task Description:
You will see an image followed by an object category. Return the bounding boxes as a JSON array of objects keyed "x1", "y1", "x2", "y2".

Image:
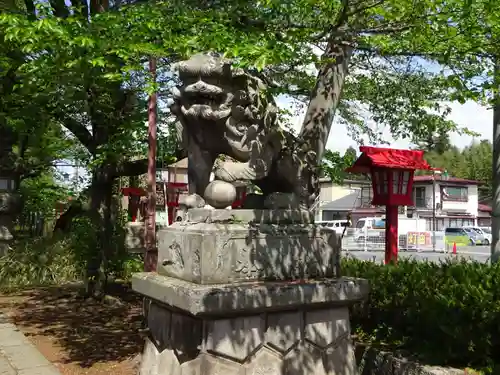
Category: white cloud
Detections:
[{"x1": 276, "y1": 96, "x2": 492, "y2": 155}]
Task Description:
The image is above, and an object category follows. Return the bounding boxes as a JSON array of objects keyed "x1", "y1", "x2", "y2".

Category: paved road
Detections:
[{"x1": 343, "y1": 245, "x2": 491, "y2": 264}]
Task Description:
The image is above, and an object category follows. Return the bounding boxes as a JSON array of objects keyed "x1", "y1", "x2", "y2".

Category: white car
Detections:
[
  {"x1": 317, "y1": 220, "x2": 351, "y2": 236},
  {"x1": 464, "y1": 226, "x2": 491, "y2": 245}
]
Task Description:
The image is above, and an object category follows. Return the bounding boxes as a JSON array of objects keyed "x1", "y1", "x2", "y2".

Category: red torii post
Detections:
[{"x1": 346, "y1": 146, "x2": 433, "y2": 264}]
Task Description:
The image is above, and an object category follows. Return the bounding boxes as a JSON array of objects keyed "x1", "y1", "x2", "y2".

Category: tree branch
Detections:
[
  {"x1": 346, "y1": 0, "x2": 386, "y2": 18},
  {"x1": 334, "y1": 0, "x2": 350, "y2": 29},
  {"x1": 52, "y1": 111, "x2": 95, "y2": 152},
  {"x1": 359, "y1": 24, "x2": 412, "y2": 35}
]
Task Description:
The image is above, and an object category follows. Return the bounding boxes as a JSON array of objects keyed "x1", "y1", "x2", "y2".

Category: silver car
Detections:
[
  {"x1": 462, "y1": 227, "x2": 485, "y2": 245},
  {"x1": 464, "y1": 226, "x2": 491, "y2": 245}
]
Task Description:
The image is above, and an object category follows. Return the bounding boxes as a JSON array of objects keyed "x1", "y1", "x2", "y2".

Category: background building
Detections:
[{"x1": 317, "y1": 175, "x2": 492, "y2": 228}]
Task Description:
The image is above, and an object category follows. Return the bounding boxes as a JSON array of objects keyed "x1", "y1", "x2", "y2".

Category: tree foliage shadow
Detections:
[{"x1": 0, "y1": 282, "x2": 144, "y2": 368}]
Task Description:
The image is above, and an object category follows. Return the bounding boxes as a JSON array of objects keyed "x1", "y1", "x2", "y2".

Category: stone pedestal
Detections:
[{"x1": 132, "y1": 209, "x2": 369, "y2": 375}]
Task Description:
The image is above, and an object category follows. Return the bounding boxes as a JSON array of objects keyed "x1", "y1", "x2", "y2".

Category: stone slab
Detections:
[
  {"x1": 185, "y1": 209, "x2": 315, "y2": 224},
  {"x1": 0, "y1": 324, "x2": 31, "y2": 347},
  {"x1": 156, "y1": 221, "x2": 340, "y2": 284},
  {"x1": 132, "y1": 273, "x2": 369, "y2": 315},
  {"x1": 1, "y1": 345, "x2": 51, "y2": 370},
  {"x1": 0, "y1": 315, "x2": 61, "y2": 375},
  {"x1": 17, "y1": 366, "x2": 62, "y2": 375},
  {"x1": 0, "y1": 356, "x2": 15, "y2": 375}
]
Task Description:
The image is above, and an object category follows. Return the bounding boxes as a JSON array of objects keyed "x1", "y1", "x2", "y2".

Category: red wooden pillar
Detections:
[{"x1": 385, "y1": 205, "x2": 399, "y2": 264}]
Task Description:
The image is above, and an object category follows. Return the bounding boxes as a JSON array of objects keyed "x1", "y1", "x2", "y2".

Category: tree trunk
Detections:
[
  {"x1": 299, "y1": 40, "x2": 353, "y2": 165},
  {"x1": 84, "y1": 168, "x2": 114, "y2": 298}
]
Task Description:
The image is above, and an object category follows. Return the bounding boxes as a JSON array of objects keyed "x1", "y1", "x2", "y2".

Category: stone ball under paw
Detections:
[{"x1": 204, "y1": 181, "x2": 237, "y2": 209}]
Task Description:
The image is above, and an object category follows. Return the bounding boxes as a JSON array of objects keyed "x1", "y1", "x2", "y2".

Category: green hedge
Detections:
[{"x1": 342, "y1": 258, "x2": 500, "y2": 372}]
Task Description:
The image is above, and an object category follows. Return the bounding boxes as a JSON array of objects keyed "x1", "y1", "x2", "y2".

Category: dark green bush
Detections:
[{"x1": 342, "y1": 258, "x2": 500, "y2": 371}]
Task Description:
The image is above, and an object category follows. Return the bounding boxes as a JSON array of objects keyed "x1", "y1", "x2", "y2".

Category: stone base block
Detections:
[
  {"x1": 156, "y1": 209, "x2": 341, "y2": 284},
  {"x1": 133, "y1": 274, "x2": 369, "y2": 375},
  {"x1": 132, "y1": 273, "x2": 368, "y2": 315},
  {"x1": 140, "y1": 300, "x2": 356, "y2": 375}
]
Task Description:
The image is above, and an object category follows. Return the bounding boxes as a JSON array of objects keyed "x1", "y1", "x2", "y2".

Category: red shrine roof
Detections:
[{"x1": 346, "y1": 146, "x2": 433, "y2": 174}]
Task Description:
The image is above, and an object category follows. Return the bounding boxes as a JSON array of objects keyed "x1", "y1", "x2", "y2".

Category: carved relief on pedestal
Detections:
[
  {"x1": 233, "y1": 244, "x2": 264, "y2": 279},
  {"x1": 167, "y1": 240, "x2": 184, "y2": 271},
  {"x1": 192, "y1": 248, "x2": 201, "y2": 277},
  {"x1": 221, "y1": 231, "x2": 333, "y2": 282}
]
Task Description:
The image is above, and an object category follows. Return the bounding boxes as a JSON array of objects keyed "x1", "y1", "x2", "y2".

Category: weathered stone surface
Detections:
[
  {"x1": 283, "y1": 341, "x2": 327, "y2": 375},
  {"x1": 0, "y1": 192, "x2": 17, "y2": 213},
  {"x1": 185, "y1": 208, "x2": 315, "y2": 224},
  {"x1": 139, "y1": 299, "x2": 361, "y2": 375},
  {"x1": 205, "y1": 316, "x2": 264, "y2": 361},
  {"x1": 264, "y1": 193, "x2": 301, "y2": 209},
  {"x1": 132, "y1": 274, "x2": 369, "y2": 316},
  {"x1": 247, "y1": 347, "x2": 282, "y2": 375},
  {"x1": 204, "y1": 181, "x2": 237, "y2": 209},
  {"x1": 156, "y1": 219, "x2": 340, "y2": 284},
  {"x1": 124, "y1": 222, "x2": 146, "y2": 253},
  {"x1": 146, "y1": 300, "x2": 172, "y2": 352},
  {"x1": 265, "y1": 311, "x2": 302, "y2": 353},
  {"x1": 170, "y1": 313, "x2": 202, "y2": 362},
  {"x1": 324, "y1": 336, "x2": 356, "y2": 375},
  {"x1": 169, "y1": 53, "x2": 319, "y2": 209},
  {"x1": 304, "y1": 308, "x2": 349, "y2": 348},
  {"x1": 355, "y1": 344, "x2": 465, "y2": 375}
]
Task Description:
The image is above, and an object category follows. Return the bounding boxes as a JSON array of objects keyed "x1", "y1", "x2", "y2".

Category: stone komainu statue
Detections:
[{"x1": 170, "y1": 53, "x2": 319, "y2": 209}]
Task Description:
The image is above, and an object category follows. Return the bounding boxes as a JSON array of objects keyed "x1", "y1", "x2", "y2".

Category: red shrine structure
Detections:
[{"x1": 347, "y1": 146, "x2": 433, "y2": 264}]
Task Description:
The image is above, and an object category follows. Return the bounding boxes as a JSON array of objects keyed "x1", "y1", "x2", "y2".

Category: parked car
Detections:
[
  {"x1": 464, "y1": 226, "x2": 491, "y2": 245},
  {"x1": 317, "y1": 220, "x2": 351, "y2": 236},
  {"x1": 444, "y1": 227, "x2": 481, "y2": 245},
  {"x1": 480, "y1": 227, "x2": 492, "y2": 235}
]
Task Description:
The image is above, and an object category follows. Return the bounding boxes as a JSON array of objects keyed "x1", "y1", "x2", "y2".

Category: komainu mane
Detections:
[{"x1": 170, "y1": 53, "x2": 319, "y2": 209}]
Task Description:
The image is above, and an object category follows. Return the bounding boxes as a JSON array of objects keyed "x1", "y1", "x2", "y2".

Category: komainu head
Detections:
[{"x1": 169, "y1": 53, "x2": 279, "y2": 160}]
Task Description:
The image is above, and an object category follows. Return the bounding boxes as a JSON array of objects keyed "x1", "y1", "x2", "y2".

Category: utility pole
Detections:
[
  {"x1": 145, "y1": 56, "x2": 157, "y2": 272},
  {"x1": 492, "y1": 56, "x2": 500, "y2": 263}
]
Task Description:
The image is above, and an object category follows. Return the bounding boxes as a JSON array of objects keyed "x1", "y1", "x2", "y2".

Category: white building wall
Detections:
[
  {"x1": 316, "y1": 182, "x2": 362, "y2": 221},
  {"x1": 438, "y1": 183, "x2": 478, "y2": 216}
]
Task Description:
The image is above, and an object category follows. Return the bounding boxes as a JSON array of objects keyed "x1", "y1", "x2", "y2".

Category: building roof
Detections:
[
  {"x1": 346, "y1": 146, "x2": 432, "y2": 174},
  {"x1": 319, "y1": 192, "x2": 360, "y2": 211},
  {"x1": 478, "y1": 204, "x2": 492, "y2": 213},
  {"x1": 413, "y1": 175, "x2": 481, "y2": 185}
]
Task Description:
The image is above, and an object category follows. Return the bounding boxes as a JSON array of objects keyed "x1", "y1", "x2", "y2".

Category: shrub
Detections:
[
  {"x1": 342, "y1": 258, "x2": 500, "y2": 372},
  {"x1": 0, "y1": 213, "x2": 143, "y2": 292},
  {"x1": 0, "y1": 236, "x2": 82, "y2": 292}
]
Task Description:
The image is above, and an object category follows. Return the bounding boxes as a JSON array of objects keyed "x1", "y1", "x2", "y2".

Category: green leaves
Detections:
[
  {"x1": 417, "y1": 139, "x2": 493, "y2": 201},
  {"x1": 344, "y1": 258, "x2": 500, "y2": 372},
  {"x1": 321, "y1": 147, "x2": 360, "y2": 183}
]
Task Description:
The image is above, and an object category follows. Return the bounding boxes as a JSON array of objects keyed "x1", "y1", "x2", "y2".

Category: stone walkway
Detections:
[{"x1": 0, "y1": 314, "x2": 61, "y2": 375}]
